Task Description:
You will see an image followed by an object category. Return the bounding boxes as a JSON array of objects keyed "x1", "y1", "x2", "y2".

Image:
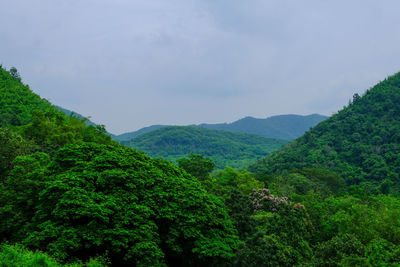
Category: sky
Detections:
[{"x1": 1, "y1": 0, "x2": 400, "y2": 134}]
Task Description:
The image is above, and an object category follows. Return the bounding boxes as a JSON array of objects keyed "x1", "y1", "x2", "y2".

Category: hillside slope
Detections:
[
  {"x1": 122, "y1": 126, "x2": 289, "y2": 169},
  {"x1": 0, "y1": 68, "x2": 57, "y2": 127},
  {"x1": 250, "y1": 73, "x2": 400, "y2": 190},
  {"x1": 0, "y1": 66, "x2": 239, "y2": 266},
  {"x1": 56, "y1": 106, "x2": 116, "y2": 138}
]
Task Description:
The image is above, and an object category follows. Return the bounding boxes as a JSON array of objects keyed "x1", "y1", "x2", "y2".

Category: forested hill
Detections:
[
  {"x1": 0, "y1": 67, "x2": 240, "y2": 265},
  {"x1": 199, "y1": 114, "x2": 327, "y2": 139},
  {"x1": 0, "y1": 67, "x2": 58, "y2": 127},
  {"x1": 56, "y1": 106, "x2": 97, "y2": 127},
  {"x1": 250, "y1": 72, "x2": 400, "y2": 192},
  {"x1": 3, "y1": 65, "x2": 400, "y2": 266},
  {"x1": 113, "y1": 114, "x2": 327, "y2": 142},
  {"x1": 122, "y1": 126, "x2": 289, "y2": 169},
  {"x1": 56, "y1": 106, "x2": 117, "y2": 139}
]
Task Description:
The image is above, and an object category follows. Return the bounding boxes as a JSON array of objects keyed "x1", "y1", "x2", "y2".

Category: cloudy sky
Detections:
[{"x1": 1, "y1": 0, "x2": 400, "y2": 134}]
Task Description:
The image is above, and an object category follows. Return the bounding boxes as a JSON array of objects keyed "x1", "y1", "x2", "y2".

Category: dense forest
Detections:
[
  {"x1": 1, "y1": 65, "x2": 400, "y2": 266},
  {"x1": 122, "y1": 126, "x2": 288, "y2": 169}
]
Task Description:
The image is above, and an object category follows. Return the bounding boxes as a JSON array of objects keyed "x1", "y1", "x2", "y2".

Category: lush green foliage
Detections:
[
  {"x1": 0, "y1": 67, "x2": 57, "y2": 127},
  {"x1": 3, "y1": 66, "x2": 400, "y2": 266},
  {"x1": 0, "y1": 243, "x2": 105, "y2": 267},
  {"x1": 1, "y1": 143, "x2": 239, "y2": 266},
  {"x1": 123, "y1": 126, "x2": 288, "y2": 169},
  {"x1": 0, "y1": 67, "x2": 239, "y2": 266},
  {"x1": 21, "y1": 110, "x2": 114, "y2": 154},
  {"x1": 177, "y1": 153, "x2": 215, "y2": 181},
  {"x1": 250, "y1": 72, "x2": 400, "y2": 193},
  {"x1": 0, "y1": 127, "x2": 34, "y2": 178}
]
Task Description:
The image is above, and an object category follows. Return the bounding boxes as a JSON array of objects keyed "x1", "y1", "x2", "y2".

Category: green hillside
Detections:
[
  {"x1": 3, "y1": 65, "x2": 400, "y2": 266},
  {"x1": 250, "y1": 72, "x2": 400, "y2": 193},
  {"x1": 0, "y1": 66, "x2": 239, "y2": 266},
  {"x1": 122, "y1": 126, "x2": 289, "y2": 169},
  {"x1": 56, "y1": 105, "x2": 117, "y2": 139},
  {"x1": 56, "y1": 106, "x2": 97, "y2": 127},
  {"x1": 0, "y1": 67, "x2": 57, "y2": 127}
]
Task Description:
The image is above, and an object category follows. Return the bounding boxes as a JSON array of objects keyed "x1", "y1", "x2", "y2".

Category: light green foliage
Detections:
[
  {"x1": 0, "y1": 243, "x2": 106, "y2": 267},
  {"x1": 212, "y1": 167, "x2": 264, "y2": 195},
  {"x1": 123, "y1": 126, "x2": 288, "y2": 169},
  {"x1": 22, "y1": 110, "x2": 114, "y2": 155},
  {"x1": 0, "y1": 243, "x2": 63, "y2": 267}
]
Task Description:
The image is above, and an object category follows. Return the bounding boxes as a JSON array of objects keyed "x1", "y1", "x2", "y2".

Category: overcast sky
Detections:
[{"x1": 1, "y1": 0, "x2": 400, "y2": 134}]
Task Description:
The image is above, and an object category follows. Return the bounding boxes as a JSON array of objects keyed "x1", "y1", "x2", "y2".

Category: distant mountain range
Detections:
[
  {"x1": 198, "y1": 114, "x2": 327, "y2": 140},
  {"x1": 56, "y1": 109, "x2": 324, "y2": 169},
  {"x1": 121, "y1": 126, "x2": 289, "y2": 169},
  {"x1": 112, "y1": 114, "x2": 327, "y2": 142}
]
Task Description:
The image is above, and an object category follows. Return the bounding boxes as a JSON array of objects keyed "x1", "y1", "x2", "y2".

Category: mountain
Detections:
[
  {"x1": 0, "y1": 66, "x2": 114, "y2": 156},
  {"x1": 56, "y1": 106, "x2": 97, "y2": 127},
  {"x1": 199, "y1": 114, "x2": 327, "y2": 140},
  {"x1": 122, "y1": 126, "x2": 289, "y2": 169},
  {"x1": 114, "y1": 114, "x2": 327, "y2": 142},
  {"x1": 56, "y1": 106, "x2": 116, "y2": 139},
  {"x1": 0, "y1": 66, "x2": 238, "y2": 265},
  {"x1": 114, "y1": 124, "x2": 165, "y2": 142},
  {"x1": 0, "y1": 68, "x2": 57, "y2": 127},
  {"x1": 250, "y1": 72, "x2": 400, "y2": 192}
]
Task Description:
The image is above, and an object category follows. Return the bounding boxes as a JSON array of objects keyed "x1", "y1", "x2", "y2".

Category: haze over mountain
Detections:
[{"x1": 113, "y1": 114, "x2": 327, "y2": 142}]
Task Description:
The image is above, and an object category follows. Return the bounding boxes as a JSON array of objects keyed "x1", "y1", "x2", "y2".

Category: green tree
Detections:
[
  {"x1": 177, "y1": 153, "x2": 215, "y2": 181},
  {"x1": 22, "y1": 143, "x2": 238, "y2": 265},
  {"x1": 9, "y1": 66, "x2": 21, "y2": 80},
  {"x1": 0, "y1": 127, "x2": 34, "y2": 179},
  {"x1": 0, "y1": 152, "x2": 50, "y2": 241}
]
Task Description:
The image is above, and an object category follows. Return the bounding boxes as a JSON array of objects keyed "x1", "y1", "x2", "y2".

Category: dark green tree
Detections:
[
  {"x1": 177, "y1": 153, "x2": 215, "y2": 181},
  {"x1": 9, "y1": 67, "x2": 21, "y2": 80}
]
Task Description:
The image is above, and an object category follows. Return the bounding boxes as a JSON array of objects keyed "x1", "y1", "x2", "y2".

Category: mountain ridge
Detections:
[{"x1": 113, "y1": 113, "x2": 327, "y2": 142}]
